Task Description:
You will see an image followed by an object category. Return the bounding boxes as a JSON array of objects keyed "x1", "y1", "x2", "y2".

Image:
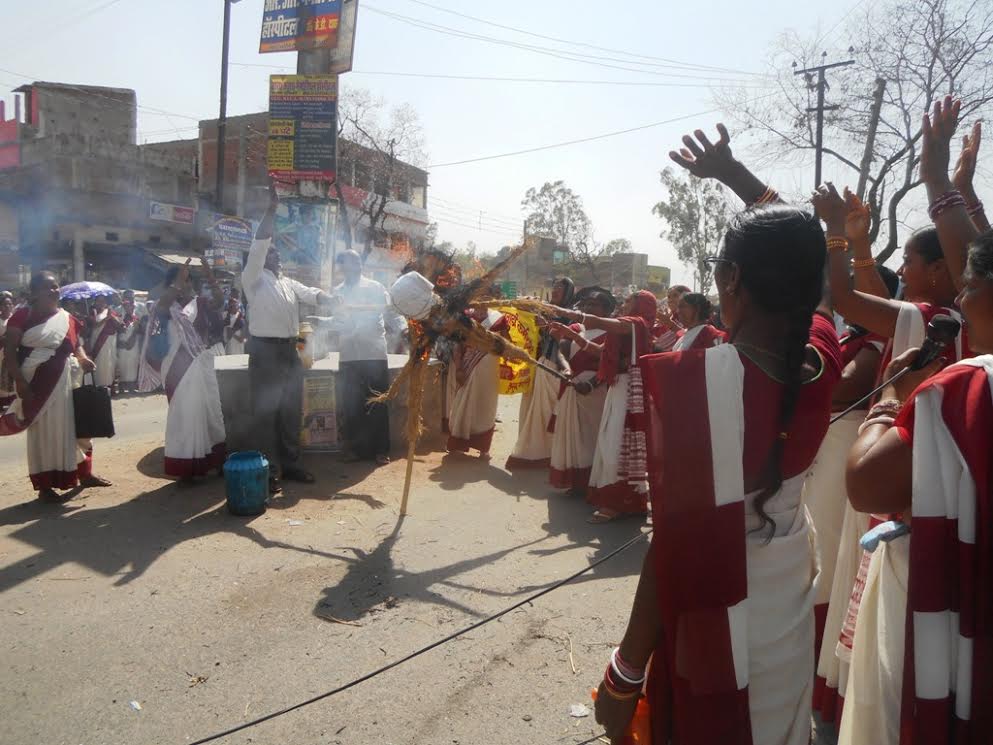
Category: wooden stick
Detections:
[
  {"x1": 533, "y1": 360, "x2": 570, "y2": 382},
  {"x1": 399, "y1": 359, "x2": 426, "y2": 516}
]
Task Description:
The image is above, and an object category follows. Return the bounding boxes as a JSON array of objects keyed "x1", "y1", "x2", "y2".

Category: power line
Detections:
[
  {"x1": 397, "y1": 0, "x2": 770, "y2": 78},
  {"x1": 229, "y1": 62, "x2": 773, "y2": 89},
  {"x1": 185, "y1": 530, "x2": 650, "y2": 745},
  {"x1": 429, "y1": 194, "x2": 522, "y2": 224},
  {"x1": 426, "y1": 93, "x2": 778, "y2": 168},
  {"x1": 428, "y1": 198, "x2": 523, "y2": 229},
  {"x1": 364, "y1": 4, "x2": 774, "y2": 85}
]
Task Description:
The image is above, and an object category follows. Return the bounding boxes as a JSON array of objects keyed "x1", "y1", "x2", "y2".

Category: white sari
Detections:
[
  {"x1": 139, "y1": 300, "x2": 226, "y2": 477},
  {"x1": 115, "y1": 318, "x2": 142, "y2": 384},
  {"x1": 89, "y1": 310, "x2": 118, "y2": 388},
  {"x1": 5, "y1": 310, "x2": 89, "y2": 489}
]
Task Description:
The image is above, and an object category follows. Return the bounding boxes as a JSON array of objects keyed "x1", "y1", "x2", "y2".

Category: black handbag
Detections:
[{"x1": 73, "y1": 373, "x2": 115, "y2": 439}]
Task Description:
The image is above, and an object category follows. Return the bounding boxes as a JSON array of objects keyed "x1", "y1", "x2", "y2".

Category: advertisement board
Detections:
[
  {"x1": 267, "y1": 75, "x2": 337, "y2": 182},
  {"x1": 259, "y1": 0, "x2": 342, "y2": 54},
  {"x1": 301, "y1": 376, "x2": 339, "y2": 451},
  {"x1": 149, "y1": 201, "x2": 195, "y2": 225},
  {"x1": 328, "y1": 0, "x2": 359, "y2": 73}
]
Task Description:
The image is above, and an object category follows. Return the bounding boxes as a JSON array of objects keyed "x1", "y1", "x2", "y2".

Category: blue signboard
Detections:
[{"x1": 259, "y1": 0, "x2": 343, "y2": 54}]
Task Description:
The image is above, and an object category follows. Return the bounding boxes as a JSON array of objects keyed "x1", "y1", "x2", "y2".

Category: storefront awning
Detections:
[{"x1": 142, "y1": 247, "x2": 237, "y2": 276}]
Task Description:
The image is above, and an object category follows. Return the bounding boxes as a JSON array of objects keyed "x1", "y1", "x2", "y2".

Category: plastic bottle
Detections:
[{"x1": 590, "y1": 689, "x2": 651, "y2": 744}]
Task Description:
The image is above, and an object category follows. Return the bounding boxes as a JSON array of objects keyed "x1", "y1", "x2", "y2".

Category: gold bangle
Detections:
[
  {"x1": 601, "y1": 684, "x2": 641, "y2": 701},
  {"x1": 852, "y1": 257, "x2": 876, "y2": 269},
  {"x1": 826, "y1": 237, "x2": 849, "y2": 253}
]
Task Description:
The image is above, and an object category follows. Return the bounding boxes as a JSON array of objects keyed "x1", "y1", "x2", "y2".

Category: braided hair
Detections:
[{"x1": 721, "y1": 205, "x2": 826, "y2": 538}]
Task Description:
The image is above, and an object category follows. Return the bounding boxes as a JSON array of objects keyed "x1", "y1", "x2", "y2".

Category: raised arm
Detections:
[
  {"x1": 844, "y1": 189, "x2": 891, "y2": 298},
  {"x1": 668, "y1": 123, "x2": 778, "y2": 206},
  {"x1": 921, "y1": 97, "x2": 980, "y2": 290},
  {"x1": 157, "y1": 259, "x2": 192, "y2": 313},
  {"x1": 813, "y1": 184, "x2": 902, "y2": 338},
  {"x1": 199, "y1": 257, "x2": 224, "y2": 309},
  {"x1": 953, "y1": 120, "x2": 991, "y2": 233},
  {"x1": 243, "y1": 185, "x2": 279, "y2": 288}
]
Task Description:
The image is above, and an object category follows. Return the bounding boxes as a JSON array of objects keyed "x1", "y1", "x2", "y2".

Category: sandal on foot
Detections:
[
  {"x1": 587, "y1": 509, "x2": 620, "y2": 524},
  {"x1": 80, "y1": 475, "x2": 112, "y2": 488}
]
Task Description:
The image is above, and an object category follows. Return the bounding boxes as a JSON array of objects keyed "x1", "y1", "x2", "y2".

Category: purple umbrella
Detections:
[{"x1": 59, "y1": 281, "x2": 119, "y2": 301}]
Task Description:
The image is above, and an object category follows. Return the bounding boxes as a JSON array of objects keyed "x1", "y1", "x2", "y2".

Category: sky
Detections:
[{"x1": 1, "y1": 0, "x2": 966, "y2": 287}]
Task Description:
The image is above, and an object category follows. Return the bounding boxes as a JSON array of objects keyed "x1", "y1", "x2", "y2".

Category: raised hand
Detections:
[
  {"x1": 811, "y1": 183, "x2": 848, "y2": 235},
  {"x1": 668, "y1": 123, "x2": 737, "y2": 181},
  {"x1": 843, "y1": 188, "x2": 871, "y2": 242},
  {"x1": 177, "y1": 258, "x2": 193, "y2": 287},
  {"x1": 920, "y1": 95, "x2": 961, "y2": 187},
  {"x1": 952, "y1": 121, "x2": 981, "y2": 195}
]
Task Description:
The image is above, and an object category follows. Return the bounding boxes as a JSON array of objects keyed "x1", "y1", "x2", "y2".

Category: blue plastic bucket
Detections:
[{"x1": 223, "y1": 451, "x2": 269, "y2": 516}]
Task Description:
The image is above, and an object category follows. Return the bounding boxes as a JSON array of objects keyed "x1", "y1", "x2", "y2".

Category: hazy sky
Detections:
[{"x1": 2, "y1": 0, "x2": 958, "y2": 285}]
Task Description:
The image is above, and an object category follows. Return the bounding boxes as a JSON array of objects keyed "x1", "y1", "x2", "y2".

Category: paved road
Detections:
[{"x1": 0, "y1": 392, "x2": 168, "y2": 469}]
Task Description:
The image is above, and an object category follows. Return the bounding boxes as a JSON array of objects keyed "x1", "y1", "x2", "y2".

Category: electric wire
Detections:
[{"x1": 185, "y1": 529, "x2": 651, "y2": 745}]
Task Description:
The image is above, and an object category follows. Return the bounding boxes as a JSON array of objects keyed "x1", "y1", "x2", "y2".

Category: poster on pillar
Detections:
[
  {"x1": 267, "y1": 75, "x2": 337, "y2": 182},
  {"x1": 259, "y1": 0, "x2": 342, "y2": 54}
]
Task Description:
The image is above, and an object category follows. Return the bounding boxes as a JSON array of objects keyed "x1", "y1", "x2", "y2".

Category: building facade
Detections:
[{"x1": 0, "y1": 82, "x2": 199, "y2": 290}]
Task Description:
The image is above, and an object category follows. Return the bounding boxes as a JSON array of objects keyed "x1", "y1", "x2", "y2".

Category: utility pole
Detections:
[
  {"x1": 857, "y1": 77, "x2": 887, "y2": 200},
  {"x1": 215, "y1": 0, "x2": 234, "y2": 212},
  {"x1": 794, "y1": 57, "x2": 855, "y2": 188}
]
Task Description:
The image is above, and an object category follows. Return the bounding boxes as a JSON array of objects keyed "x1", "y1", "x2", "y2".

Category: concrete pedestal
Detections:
[{"x1": 214, "y1": 353, "x2": 444, "y2": 456}]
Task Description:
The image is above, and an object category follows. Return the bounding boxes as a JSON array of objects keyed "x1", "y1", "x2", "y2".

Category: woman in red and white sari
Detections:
[
  {"x1": 826, "y1": 99, "x2": 986, "y2": 744},
  {"x1": 844, "y1": 229, "x2": 993, "y2": 745},
  {"x1": 547, "y1": 290, "x2": 614, "y2": 496},
  {"x1": 88, "y1": 295, "x2": 121, "y2": 391},
  {"x1": 138, "y1": 260, "x2": 226, "y2": 481},
  {"x1": 443, "y1": 309, "x2": 503, "y2": 459},
  {"x1": 1, "y1": 272, "x2": 110, "y2": 502},
  {"x1": 505, "y1": 277, "x2": 575, "y2": 471},
  {"x1": 671, "y1": 292, "x2": 726, "y2": 352},
  {"x1": 594, "y1": 125, "x2": 841, "y2": 745},
  {"x1": 549, "y1": 290, "x2": 658, "y2": 523}
]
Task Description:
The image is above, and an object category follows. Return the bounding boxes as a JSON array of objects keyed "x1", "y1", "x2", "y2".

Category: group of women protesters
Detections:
[{"x1": 585, "y1": 101, "x2": 992, "y2": 745}]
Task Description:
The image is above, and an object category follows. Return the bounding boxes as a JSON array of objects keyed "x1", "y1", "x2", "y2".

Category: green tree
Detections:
[
  {"x1": 521, "y1": 180, "x2": 604, "y2": 280},
  {"x1": 652, "y1": 168, "x2": 731, "y2": 295},
  {"x1": 603, "y1": 238, "x2": 633, "y2": 255}
]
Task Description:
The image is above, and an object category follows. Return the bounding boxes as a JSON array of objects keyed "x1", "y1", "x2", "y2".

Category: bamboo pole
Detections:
[{"x1": 399, "y1": 358, "x2": 427, "y2": 516}]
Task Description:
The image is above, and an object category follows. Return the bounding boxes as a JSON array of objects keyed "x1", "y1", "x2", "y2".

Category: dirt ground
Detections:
[{"x1": 0, "y1": 394, "x2": 835, "y2": 745}]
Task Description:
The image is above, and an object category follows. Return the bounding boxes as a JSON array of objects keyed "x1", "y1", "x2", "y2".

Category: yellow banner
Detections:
[{"x1": 497, "y1": 308, "x2": 540, "y2": 396}]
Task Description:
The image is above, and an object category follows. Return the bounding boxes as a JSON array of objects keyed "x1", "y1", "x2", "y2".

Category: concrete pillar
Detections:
[{"x1": 72, "y1": 230, "x2": 85, "y2": 281}]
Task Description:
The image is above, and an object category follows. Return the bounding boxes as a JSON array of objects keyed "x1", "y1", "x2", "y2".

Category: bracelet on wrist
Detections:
[
  {"x1": 753, "y1": 186, "x2": 780, "y2": 206},
  {"x1": 852, "y1": 257, "x2": 877, "y2": 269},
  {"x1": 611, "y1": 647, "x2": 647, "y2": 685},
  {"x1": 866, "y1": 398, "x2": 902, "y2": 419},
  {"x1": 603, "y1": 664, "x2": 642, "y2": 697},
  {"x1": 928, "y1": 189, "x2": 967, "y2": 221},
  {"x1": 967, "y1": 200, "x2": 985, "y2": 217},
  {"x1": 826, "y1": 237, "x2": 849, "y2": 253}
]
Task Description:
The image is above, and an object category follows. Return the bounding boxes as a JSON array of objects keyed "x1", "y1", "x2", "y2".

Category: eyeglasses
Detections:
[{"x1": 703, "y1": 257, "x2": 735, "y2": 267}]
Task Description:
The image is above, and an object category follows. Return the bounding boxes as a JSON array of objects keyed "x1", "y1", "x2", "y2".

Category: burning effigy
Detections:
[{"x1": 377, "y1": 242, "x2": 560, "y2": 514}]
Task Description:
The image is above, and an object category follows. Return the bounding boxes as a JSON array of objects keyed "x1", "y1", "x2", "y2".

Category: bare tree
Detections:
[
  {"x1": 653, "y1": 168, "x2": 732, "y2": 295},
  {"x1": 721, "y1": 0, "x2": 993, "y2": 262},
  {"x1": 333, "y1": 87, "x2": 427, "y2": 259}
]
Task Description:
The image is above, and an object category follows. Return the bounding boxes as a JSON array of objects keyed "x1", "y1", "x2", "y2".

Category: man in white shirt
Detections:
[
  {"x1": 329, "y1": 250, "x2": 401, "y2": 465},
  {"x1": 242, "y1": 188, "x2": 338, "y2": 490}
]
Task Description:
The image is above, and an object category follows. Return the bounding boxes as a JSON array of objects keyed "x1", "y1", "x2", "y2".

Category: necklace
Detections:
[{"x1": 733, "y1": 342, "x2": 786, "y2": 361}]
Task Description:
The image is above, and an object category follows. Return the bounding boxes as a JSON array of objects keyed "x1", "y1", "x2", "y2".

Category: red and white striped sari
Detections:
[
  {"x1": 671, "y1": 323, "x2": 726, "y2": 352},
  {"x1": 0, "y1": 308, "x2": 92, "y2": 489},
  {"x1": 898, "y1": 356, "x2": 993, "y2": 744},
  {"x1": 138, "y1": 300, "x2": 225, "y2": 478},
  {"x1": 839, "y1": 301, "x2": 972, "y2": 743},
  {"x1": 643, "y1": 344, "x2": 820, "y2": 745}
]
